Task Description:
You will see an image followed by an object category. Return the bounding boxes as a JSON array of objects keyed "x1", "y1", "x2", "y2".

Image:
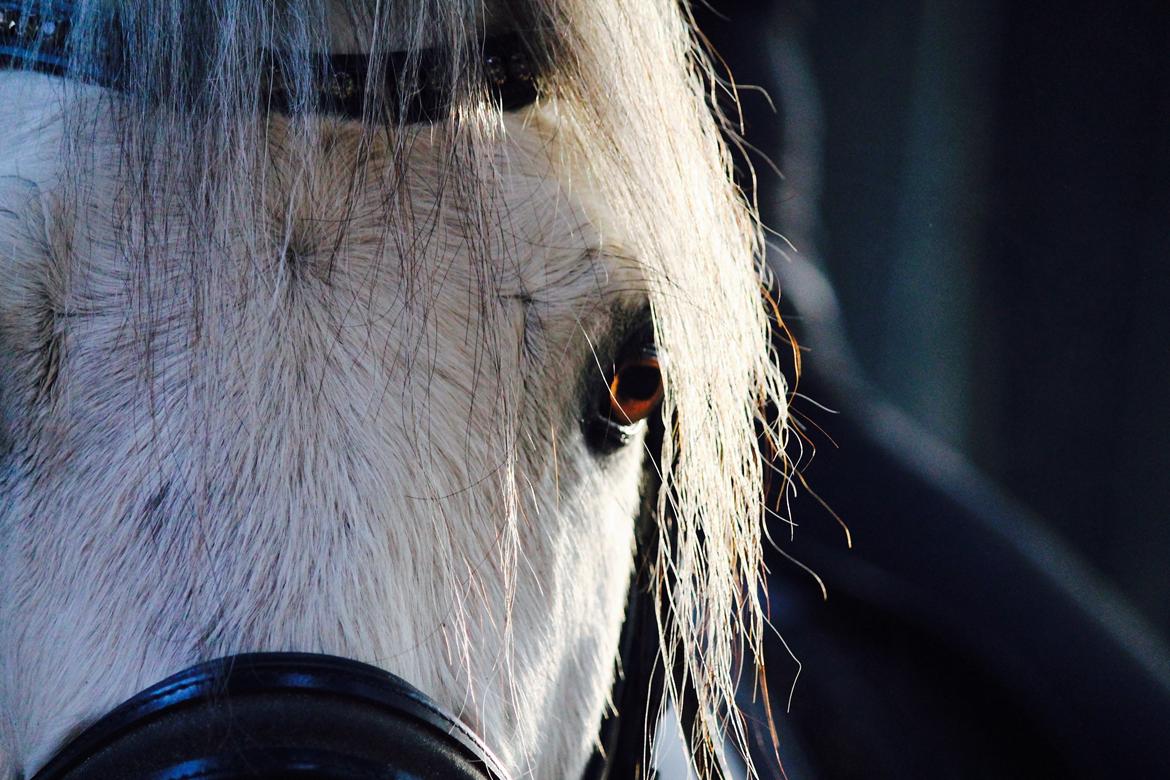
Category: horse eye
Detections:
[
  {"x1": 607, "y1": 354, "x2": 663, "y2": 425},
  {"x1": 583, "y1": 326, "x2": 661, "y2": 453}
]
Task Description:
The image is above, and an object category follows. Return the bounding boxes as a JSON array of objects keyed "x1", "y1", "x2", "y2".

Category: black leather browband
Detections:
[{"x1": 0, "y1": 1, "x2": 540, "y2": 122}]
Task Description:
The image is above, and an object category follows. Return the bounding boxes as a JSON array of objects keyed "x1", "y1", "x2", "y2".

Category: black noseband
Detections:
[{"x1": 31, "y1": 653, "x2": 510, "y2": 780}]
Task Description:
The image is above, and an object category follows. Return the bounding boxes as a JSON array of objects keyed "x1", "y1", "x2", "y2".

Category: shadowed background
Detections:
[
  {"x1": 692, "y1": 1, "x2": 1170, "y2": 776},
  {"x1": 701, "y1": 0, "x2": 1170, "y2": 644}
]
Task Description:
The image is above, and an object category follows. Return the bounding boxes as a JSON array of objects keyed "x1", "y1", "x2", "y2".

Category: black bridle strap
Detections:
[{"x1": 0, "y1": 1, "x2": 539, "y2": 122}]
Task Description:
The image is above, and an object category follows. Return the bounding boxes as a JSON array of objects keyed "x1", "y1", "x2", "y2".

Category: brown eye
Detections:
[
  {"x1": 608, "y1": 354, "x2": 663, "y2": 424},
  {"x1": 583, "y1": 322, "x2": 660, "y2": 454}
]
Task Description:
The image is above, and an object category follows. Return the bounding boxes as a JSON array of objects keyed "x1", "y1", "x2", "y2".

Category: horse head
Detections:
[{"x1": 0, "y1": 1, "x2": 787, "y2": 776}]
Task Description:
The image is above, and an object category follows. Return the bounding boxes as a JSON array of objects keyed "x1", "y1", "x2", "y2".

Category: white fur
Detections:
[{"x1": 0, "y1": 1, "x2": 787, "y2": 777}]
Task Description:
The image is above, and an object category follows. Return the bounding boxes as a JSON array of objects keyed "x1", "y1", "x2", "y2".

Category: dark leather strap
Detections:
[
  {"x1": 0, "y1": 1, "x2": 539, "y2": 122},
  {"x1": 583, "y1": 410, "x2": 721, "y2": 780},
  {"x1": 30, "y1": 653, "x2": 511, "y2": 780}
]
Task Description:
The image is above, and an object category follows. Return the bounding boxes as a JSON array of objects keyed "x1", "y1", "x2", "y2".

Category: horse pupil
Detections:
[{"x1": 619, "y1": 364, "x2": 660, "y2": 401}]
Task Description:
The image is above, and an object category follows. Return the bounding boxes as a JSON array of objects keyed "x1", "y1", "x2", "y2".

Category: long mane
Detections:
[{"x1": 15, "y1": 0, "x2": 788, "y2": 774}]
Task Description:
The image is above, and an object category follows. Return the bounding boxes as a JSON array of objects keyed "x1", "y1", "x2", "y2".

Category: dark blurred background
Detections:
[
  {"x1": 689, "y1": 1, "x2": 1170, "y2": 776},
  {"x1": 702, "y1": 0, "x2": 1170, "y2": 640}
]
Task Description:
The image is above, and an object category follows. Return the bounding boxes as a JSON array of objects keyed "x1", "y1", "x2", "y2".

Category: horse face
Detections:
[{"x1": 0, "y1": 73, "x2": 650, "y2": 777}]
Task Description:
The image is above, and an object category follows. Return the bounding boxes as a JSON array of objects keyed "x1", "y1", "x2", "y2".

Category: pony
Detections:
[{"x1": 0, "y1": 0, "x2": 788, "y2": 776}]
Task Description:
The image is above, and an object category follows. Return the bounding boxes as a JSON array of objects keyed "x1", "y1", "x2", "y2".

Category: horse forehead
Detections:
[
  {"x1": 1, "y1": 109, "x2": 642, "y2": 451},
  {"x1": 255, "y1": 113, "x2": 639, "y2": 307}
]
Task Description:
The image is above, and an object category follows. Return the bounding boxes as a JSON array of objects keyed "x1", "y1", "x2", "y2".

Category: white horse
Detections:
[{"x1": 0, "y1": 1, "x2": 787, "y2": 777}]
